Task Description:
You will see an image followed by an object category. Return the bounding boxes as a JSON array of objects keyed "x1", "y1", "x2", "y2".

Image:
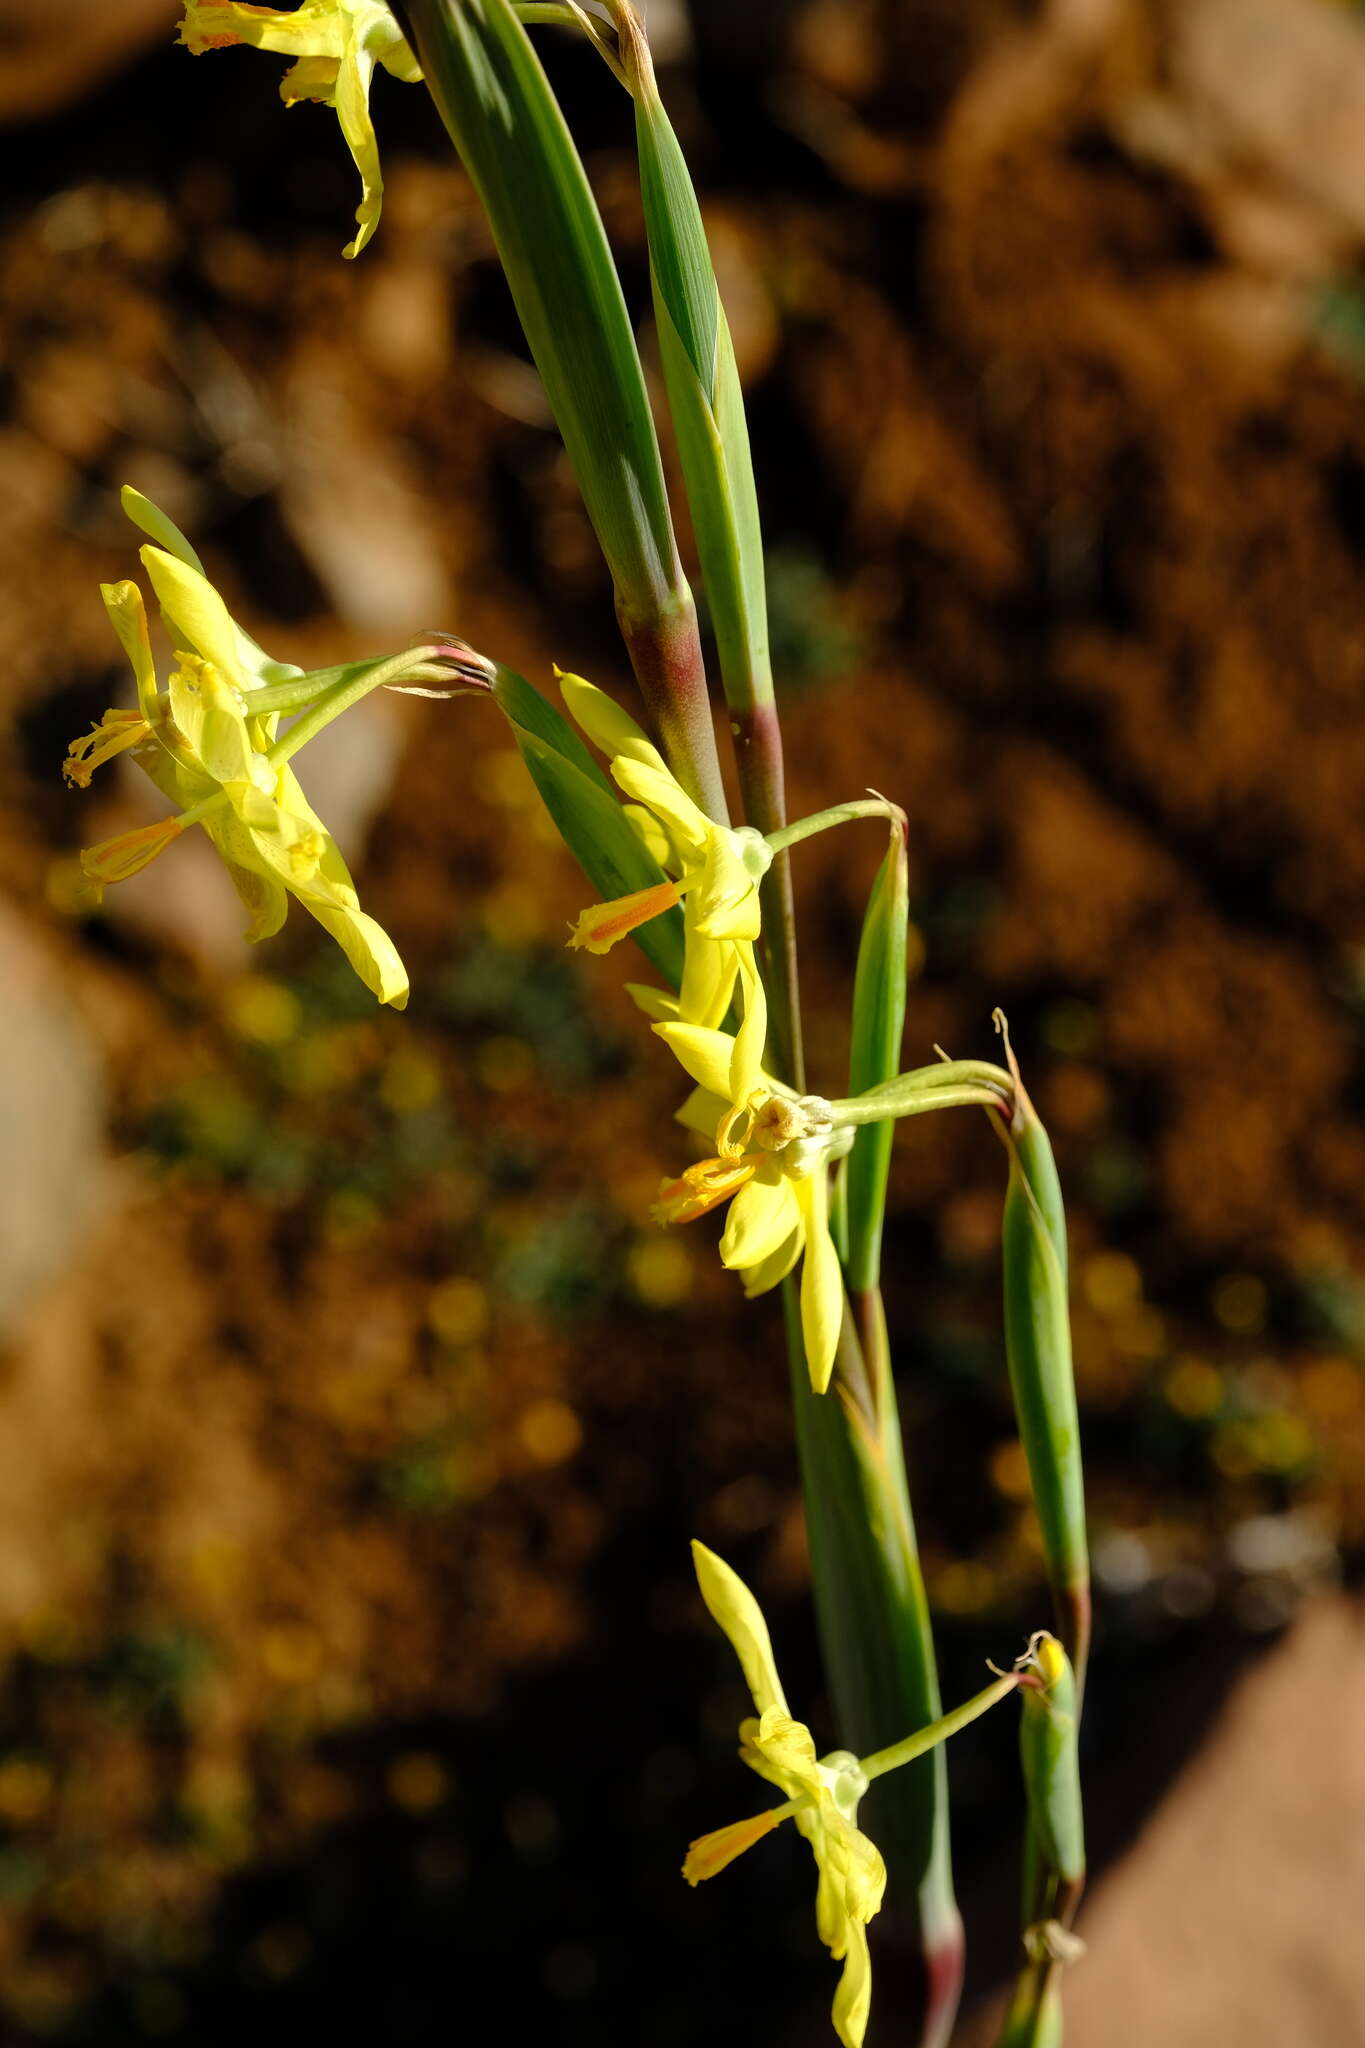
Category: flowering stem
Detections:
[
  {"x1": 765, "y1": 796, "x2": 906, "y2": 857},
  {"x1": 263, "y1": 646, "x2": 468, "y2": 767},
  {"x1": 861, "y1": 1674, "x2": 1021, "y2": 1784}
]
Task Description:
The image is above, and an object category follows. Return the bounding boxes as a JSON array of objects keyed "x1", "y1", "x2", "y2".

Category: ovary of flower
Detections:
[
  {"x1": 178, "y1": 1, "x2": 421, "y2": 257},
  {"x1": 684, "y1": 1542, "x2": 886, "y2": 2048},
  {"x1": 560, "y1": 669, "x2": 772, "y2": 1105},
  {"x1": 65, "y1": 506, "x2": 407, "y2": 1008},
  {"x1": 643, "y1": 1002, "x2": 846, "y2": 1393}
]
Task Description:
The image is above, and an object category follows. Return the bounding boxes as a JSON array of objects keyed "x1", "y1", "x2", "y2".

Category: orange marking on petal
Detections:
[
  {"x1": 651, "y1": 1157, "x2": 755, "y2": 1226},
  {"x1": 567, "y1": 880, "x2": 682, "y2": 955},
  {"x1": 682, "y1": 1808, "x2": 781, "y2": 1886},
  {"x1": 80, "y1": 814, "x2": 185, "y2": 885}
]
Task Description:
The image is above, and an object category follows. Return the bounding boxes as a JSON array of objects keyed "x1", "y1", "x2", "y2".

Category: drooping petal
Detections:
[
  {"x1": 202, "y1": 810, "x2": 290, "y2": 941},
  {"x1": 329, "y1": 31, "x2": 383, "y2": 259},
  {"x1": 307, "y1": 899, "x2": 409, "y2": 1008},
  {"x1": 795, "y1": 1168, "x2": 844, "y2": 1395},
  {"x1": 741, "y1": 1224, "x2": 803, "y2": 1299},
  {"x1": 720, "y1": 1171, "x2": 801, "y2": 1273},
  {"x1": 690, "y1": 1542, "x2": 790, "y2": 1719},
  {"x1": 831, "y1": 1916, "x2": 874, "y2": 2048},
  {"x1": 678, "y1": 905, "x2": 736, "y2": 1029}
]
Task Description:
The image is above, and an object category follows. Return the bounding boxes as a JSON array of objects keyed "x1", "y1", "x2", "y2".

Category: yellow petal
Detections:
[
  {"x1": 141, "y1": 547, "x2": 246, "y2": 686},
  {"x1": 179, "y1": 2, "x2": 346, "y2": 59},
  {"x1": 100, "y1": 581, "x2": 161, "y2": 725},
  {"x1": 690, "y1": 829, "x2": 762, "y2": 942},
  {"x1": 831, "y1": 1916, "x2": 873, "y2": 2048},
  {"x1": 623, "y1": 801, "x2": 674, "y2": 869},
  {"x1": 307, "y1": 899, "x2": 409, "y2": 1007},
  {"x1": 80, "y1": 814, "x2": 185, "y2": 885},
  {"x1": 720, "y1": 1171, "x2": 800, "y2": 1272},
  {"x1": 612, "y1": 754, "x2": 710, "y2": 857},
  {"x1": 681, "y1": 1807, "x2": 781, "y2": 1886},
  {"x1": 728, "y1": 942, "x2": 768, "y2": 1104},
  {"x1": 675, "y1": 1085, "x2": 729, "y2": 1138},
  {"x1": 741, "y1": 1225, "x2": 803, "y2": 1299},
  {"x1": 652, "y1": 1019, "x2": 740, "y2": 1099},
  {"x1": 625, "y1": 983, "x2": 679, "y2": 1023},
  {"x1": 690, "y1": 1541, "x2": 790, "y2": 1719},
  {"x1": 330, "y1": 33, "x2": 383, "y2": 258},
  {"x1": 568, "y1": 880, "x2": 682, "y2": 955},
  {"x1": 796, "y1": 1170, "x2": 844, "y2": 1395},
  {"x1": 747, "y1": 1706, "x2": 820, "y2": 1788},
  {"x1": 678, "y1": 911, "x2": 736, "y2": 1030},
  {"x1": 651, "y1": 1157, "x2": 754, "y2": 1227},
  {"x1": 556, "y1": 667, "x2": 654, "y2": 762},
  {"x1": 119, "y1": 486, "x2": 206, "y2": 575}
]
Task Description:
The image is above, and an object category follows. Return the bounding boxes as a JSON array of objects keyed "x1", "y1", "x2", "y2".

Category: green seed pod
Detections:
[
  {"x1": 843, "y1": 818, "x2": 909, "y2": 1291},
  {"x1": 1018, "y1": 1636, "x2": 1085, "y2": 1888}
]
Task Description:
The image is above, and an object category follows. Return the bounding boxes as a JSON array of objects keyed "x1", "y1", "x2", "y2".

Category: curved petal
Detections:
[
  {"x1": 100, "y1": 582, "x2": 161, "y2": 727},
  {"x1": 678, "y1": 913, "x2": 736, "y2": 1029},
  {"x1": 611, "y1": 755, "x2": 710, "y2": 857},
  {"x1": 557, "y1": 668, "x2": 654, "y2": 763},
  {"x1": 728, "y1": 942, "x2": 768, "y2": 1104},
  {"x1": 675, "y1": 1086, "x2": 729, "y2": 1139},
  {"x1": 331, "y1": 34, "x2": 383, "y2": 258},
  {"x1": 652, "y1": 1019, "x2": 739, "y2": 1099},
  {"x1": 307, "y1": 899, "x2": 409, "y2": 1008},
  {"x1": 690, "y1": 831, "x2": 761, "y2": 942},
  {"x1": 690, "y1": 1541, "x2": 789, "y2": 1719},
  {"x1": 741, "y1": 1224, "x2": 803, "y2": 1299},
  {"x1": 831, "y1": 1917, "x2": 874, "y2": 2048},
  {"x1": 796, "y1": 1170, "x2": 844, "y2": 1395},
  {"x1": 141, "y1": 547, "x2": 247, "y2": 686},
  {"x1": 179, "y1": 2, "x2": 346, "y2": 59},
  {"x1": 720, "y1": 1172, "x2": 800, "y2": 1272}
]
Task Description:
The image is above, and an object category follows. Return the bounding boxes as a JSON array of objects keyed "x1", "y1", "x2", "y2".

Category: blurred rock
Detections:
[
  {"x1": 968, "y1": 1595, "x2": 1365, "y2": 2047},
  {"x1": 0, "y1": 902, "x2": 109, "y2": 1338},
  {"x1": 0, "y1": 0, "x2": 177, "y2": 124}
]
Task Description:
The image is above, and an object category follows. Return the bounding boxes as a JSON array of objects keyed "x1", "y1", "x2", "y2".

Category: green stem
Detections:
[
  {"x1": 862, "y1": 1673, "x2": 1020, "y2": 1783},
  {"x1": 766, "y1": 796, "x2": 905, "y2": 856}
]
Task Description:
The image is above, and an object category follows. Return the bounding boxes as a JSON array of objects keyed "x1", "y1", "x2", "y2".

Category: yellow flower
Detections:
[
  {"x1": 559, "y1": 669, "x2": 771, "y2": 1106},
  {"x1": 642, "y1": 1000, "x2": 846, "y2": 1392},
  {"x1": 179, "y1": 1, "x2": 421, "y2": 257},
  {"x1": 66, "y1": 494, "x2": 407, "y2": 1008},
  {"x1": 684, "y1": 1542, "x2": 886, "y2": 2048}
]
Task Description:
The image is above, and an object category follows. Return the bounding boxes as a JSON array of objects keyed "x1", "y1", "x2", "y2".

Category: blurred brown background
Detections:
[{"x1": 1, "y1": 1, "x2": 1364, "y2": 2043}]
